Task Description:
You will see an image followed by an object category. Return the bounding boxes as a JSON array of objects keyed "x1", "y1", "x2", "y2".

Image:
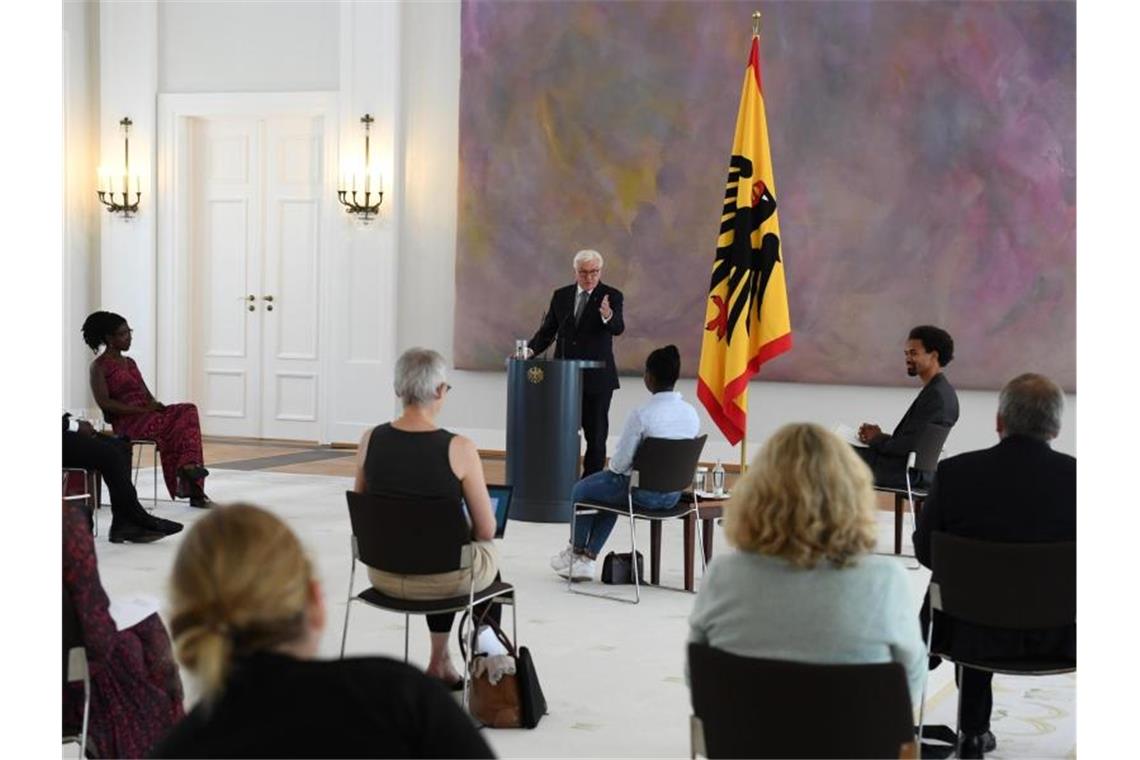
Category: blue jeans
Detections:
[{"x1": 570, "y1": 470, "x2": 680, "y2": 557}]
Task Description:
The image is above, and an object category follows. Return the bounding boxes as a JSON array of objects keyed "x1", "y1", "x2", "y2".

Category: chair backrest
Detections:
[
  {"x1": 344, "y1": 491, "x2": 471, "y2": 576},
  {"x1": 910, "y1": 423, "x2": 952, "y2": 473},
  {"x1": 930, "y1": 531, "x2": 1075, "y2": 630},
  {"x1": 689, "y1": 643, "x2": 915, "y2": 759},
  {"x1": 632, "y1": 435, "x2": 708, "y2": 492}
]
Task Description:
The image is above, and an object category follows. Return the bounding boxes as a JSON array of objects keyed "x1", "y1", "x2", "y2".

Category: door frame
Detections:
[{"x1": 156, "y1": 91, "x2": 340, "y2": 442}]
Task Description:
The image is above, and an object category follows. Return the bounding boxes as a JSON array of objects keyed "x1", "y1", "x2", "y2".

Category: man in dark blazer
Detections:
[
  {"x1": 63, "y1": 412, "x2": 182, "y2": 543},
  {"x1": 527, "y1": 249, "x2": 625, "y2": 475},
  {"x1": 857, "y1": 325, "x2": 959, "y2": 487},
  {"x1": 913, "y1": 373, "x2": 1075, "y2": 758}
]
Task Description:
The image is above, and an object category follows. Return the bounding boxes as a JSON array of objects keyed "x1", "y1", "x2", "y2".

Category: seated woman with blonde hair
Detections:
[
  {"x1": 150, "y1": 504, "x2": 492, "y2": 758},
  {"x1": 688, "y1": 423, "x2": 926, "y2": 706}
]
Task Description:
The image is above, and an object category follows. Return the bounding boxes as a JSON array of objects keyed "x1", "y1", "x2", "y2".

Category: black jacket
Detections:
[
  {"x1": 914, "y1": 435, "x2": 1076, "y2": 661},
  {"x1": 870, "y1": 372, "x2": 959, "y2": 460},
  {"x1": 150, "y1": 653, "x2": 493, "y2": 759},
  {"x1": 529, "y1": 282, "x2": 624, "y2": 394}
]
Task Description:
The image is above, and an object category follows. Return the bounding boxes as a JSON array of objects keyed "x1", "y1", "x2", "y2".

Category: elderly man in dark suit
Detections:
[
  {"x1": 913, "y1": 373, "x2": 1075, "y2": 759},
  {"x1": 857, "y1": 325, "x2": 959, "y2": 487},
  {"x1": 526, "y1": 249, "x2": 625, "y2": 476}
]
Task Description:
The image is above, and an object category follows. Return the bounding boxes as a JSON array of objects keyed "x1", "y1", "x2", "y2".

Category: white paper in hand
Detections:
[{"x1": 108, "y1": 594, "x2": 161, "y2": 631}]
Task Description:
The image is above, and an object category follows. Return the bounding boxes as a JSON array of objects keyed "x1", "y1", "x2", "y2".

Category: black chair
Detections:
[
  {"x1": 918, "y1": 532, "x2": 1076, "y2": 756},
  {"x1": 688, "y1": 643, "x2": 917, "y2": 759},
  {"x1": 339, "y1": 491, "x2": 516, "y2": 705},
  {"x1": 569, "y1": 435, "x2": 708, "y2": 603},
  {"x1": 63, "y1": 585, "x2": 91, "y2": 758},
  {"x1": 874, "y1": 423, "x2": 951, "y2": 560}
]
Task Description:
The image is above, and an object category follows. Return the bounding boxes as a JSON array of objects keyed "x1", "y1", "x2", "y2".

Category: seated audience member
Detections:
[
  {"x1": 62, "y1": 501, "x2": 184, "y2": 757},
  {"x1": 151, "y1": 504, "x2": 494, "y2": 759},
  {"x1": 913, "y1": 373, "x2": 1075, "y2": 759},
  {"x1": 552, "y1": 345, "x2": 700, "y2": 581},
  {"x1": 62, "y1": 412, "x2": 182, "y2": 543},
  {"x1": 856, "y1": 325, "x2": 959, "y2": 487},
  {"x1": 351, "y1": 347, "x2": 507, "y2": 690},
  {"x1": 83, "y1": 311, "x2": 213, "y2": 507},
  {"x1": 688, "y1": 423, "x2": 926, "y2": 707}
]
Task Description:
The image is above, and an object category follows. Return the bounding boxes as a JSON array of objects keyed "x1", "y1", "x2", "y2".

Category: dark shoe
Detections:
[
  {"x1": 189, "y1": 495, "x2": 213, "y2": 509},
  {"x1": 181, "y1": 464, "x2": 210, "y2": 481},
  {"x1": 109, "y1": 522, "x2": 166, "y2": 544},
  {"x1": 142, "y1": 514, "x2": 184, "y2": 535},
  {"x1": 958, "y1": 730, "x2": 996, "y2": 759}
]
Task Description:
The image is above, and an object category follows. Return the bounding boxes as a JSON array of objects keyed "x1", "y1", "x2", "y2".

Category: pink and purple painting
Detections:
[{"x1": 455, "y1": 1, "x2": 1075, "y2": 390}]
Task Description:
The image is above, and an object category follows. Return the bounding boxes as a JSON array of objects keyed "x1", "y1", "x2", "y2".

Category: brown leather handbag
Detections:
[{"x1": 458, "y1": 610, "x2": 547, "y2": 729}]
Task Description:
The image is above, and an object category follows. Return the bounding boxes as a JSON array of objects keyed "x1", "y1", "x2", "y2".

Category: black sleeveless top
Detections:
[{"x1": 363, "y1": 423, "x2": 462, "y2": 499}]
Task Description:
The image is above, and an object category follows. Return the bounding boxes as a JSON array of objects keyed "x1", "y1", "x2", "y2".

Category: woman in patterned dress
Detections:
[
  {"x1": 83, "y1": 311, "x2": 212, "y2": 507},
  {"x1": 63, "y1": 500, "x2": 185, "y2": 757}
]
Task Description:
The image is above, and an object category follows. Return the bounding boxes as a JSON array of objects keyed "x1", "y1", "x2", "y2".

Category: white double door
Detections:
[{"x1": 190, "y1": 114, "x2": 324, "y2": 441}]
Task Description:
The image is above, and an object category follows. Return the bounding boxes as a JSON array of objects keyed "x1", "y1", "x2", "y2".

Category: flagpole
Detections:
[{"x1": 739, "y1": 10, "x2": 761, "y2": 477}]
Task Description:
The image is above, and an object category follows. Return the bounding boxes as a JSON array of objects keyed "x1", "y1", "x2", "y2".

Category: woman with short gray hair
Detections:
[{"x1": 351, "y1": 347, "x2": 505, "y2": 689}]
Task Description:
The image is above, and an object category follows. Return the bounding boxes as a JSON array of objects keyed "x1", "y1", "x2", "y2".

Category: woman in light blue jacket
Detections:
[{"x1": 688, "y1": 422, "x2": 926, "y2": 706}]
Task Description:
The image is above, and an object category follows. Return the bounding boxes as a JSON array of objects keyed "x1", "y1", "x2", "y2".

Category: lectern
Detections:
[{"x1": 505, "y1": 358, "x2": 602, "y2": 522}]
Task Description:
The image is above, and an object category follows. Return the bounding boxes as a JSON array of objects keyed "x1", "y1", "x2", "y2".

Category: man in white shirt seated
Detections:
[{"x1": 551, "y1": 345, "x2": 701, "y2": 581}]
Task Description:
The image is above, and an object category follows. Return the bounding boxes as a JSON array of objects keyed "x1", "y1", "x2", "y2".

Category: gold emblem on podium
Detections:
[{"x1": 527, "y1": 366, "x2": 544, "y2": 384}]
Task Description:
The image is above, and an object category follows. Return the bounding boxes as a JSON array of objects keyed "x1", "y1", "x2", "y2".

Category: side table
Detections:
[{"x1": 647, "y1": 499, "x2": 726, "y2": 592}]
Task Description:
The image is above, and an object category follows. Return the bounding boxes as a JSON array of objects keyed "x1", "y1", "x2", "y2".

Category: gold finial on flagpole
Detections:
[{"x1": 752, "y1": 11, "x2": 762, "y2": 37}]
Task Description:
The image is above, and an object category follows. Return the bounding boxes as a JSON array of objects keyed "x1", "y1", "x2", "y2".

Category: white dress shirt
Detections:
[{"x1": 607, "y1": 391, "x2": 700, "y2": 476}]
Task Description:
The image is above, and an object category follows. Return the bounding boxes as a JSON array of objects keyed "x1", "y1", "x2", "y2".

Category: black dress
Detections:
[{"x1": 149, "y1": 652, "x2": 494, "y2": 758}]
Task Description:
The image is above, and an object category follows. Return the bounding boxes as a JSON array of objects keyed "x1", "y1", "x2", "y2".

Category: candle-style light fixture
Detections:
[
  {"x1": 97, "y1": 117, "x2": 142, "y2": 219},
  {"x1": 337, "y1": 114, "x2": 384, "y2": 224}
]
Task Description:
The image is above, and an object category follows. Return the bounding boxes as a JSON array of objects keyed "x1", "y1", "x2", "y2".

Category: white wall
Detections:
[
  {"x1": 63, "y1": 0, "x2": 101, "y2": 415},
  {"x1": 397, "y1": 0, "x2": 1077, "y2": 459},
  {"x1": 158, "y1": 0, "x2": 339, "y2": 93}
]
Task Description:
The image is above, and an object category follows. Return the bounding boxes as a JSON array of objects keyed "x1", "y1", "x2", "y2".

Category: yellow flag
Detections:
[{"x1": 697, "y1": 34, "x2": 792, "y2": 445}]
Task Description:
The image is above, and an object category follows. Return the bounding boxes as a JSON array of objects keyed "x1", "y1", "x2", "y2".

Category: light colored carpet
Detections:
[{"x1": 90, "y1": 469, "x2": 1075, "y2": 758}]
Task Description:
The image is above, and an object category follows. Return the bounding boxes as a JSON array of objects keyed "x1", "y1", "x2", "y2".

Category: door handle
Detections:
[
  {"x1": 262, "y1": 295, "x2": 274, "y2": 302},
  {"x1": 239, "y1": 294, "x2": 255, "y2": 301}
]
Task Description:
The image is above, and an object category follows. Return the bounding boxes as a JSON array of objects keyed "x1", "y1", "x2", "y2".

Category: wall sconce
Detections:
[
  {"x1": 97, "y1": 117, "x2": 141, "y2": 219},
  {"x1": 337, "y1": 114, "x2": 384, "y2": 224}
]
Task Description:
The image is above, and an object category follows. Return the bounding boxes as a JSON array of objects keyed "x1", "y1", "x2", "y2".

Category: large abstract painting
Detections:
[{"x1": 455, "y1": 0, "x2": 1075, "y2": 390}]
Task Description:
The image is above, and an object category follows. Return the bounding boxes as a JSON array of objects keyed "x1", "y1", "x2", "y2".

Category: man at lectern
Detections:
[{"x1": 525, "y1": 249, "x2": 625, "y2": 476}]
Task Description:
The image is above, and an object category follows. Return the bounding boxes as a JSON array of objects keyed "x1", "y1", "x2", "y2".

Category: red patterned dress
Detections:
[
  {"x1": 94, "y1": 354, "x2": 207, "y2": 500},
  {"x1": 63, "y1": 503, "x2": 184, "y2": 757}
]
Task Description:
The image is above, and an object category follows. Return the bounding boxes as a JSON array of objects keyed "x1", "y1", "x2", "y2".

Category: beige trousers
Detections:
[{"x1": 367, "y1": 540, "x2": 500, "y2": 599}]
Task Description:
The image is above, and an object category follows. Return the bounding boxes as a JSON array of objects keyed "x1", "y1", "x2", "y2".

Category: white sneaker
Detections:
[
  {"x1": 550, "y1": 544, "x2": 575, "y2": 573},
  {"x1": 568, "y1": 556, "x2": 596, "y2": 582}
]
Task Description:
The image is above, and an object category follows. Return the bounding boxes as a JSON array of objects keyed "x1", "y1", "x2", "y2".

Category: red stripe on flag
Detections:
[
  {"x1": 720, "y1": 332, "x2": 794, "y2": 404},
  {"x1": 697, "y1": 378, "x2": 744, "y2": 446},
  {"x1": 749, "y1": 37, "x2": 763, "y2": 93}
]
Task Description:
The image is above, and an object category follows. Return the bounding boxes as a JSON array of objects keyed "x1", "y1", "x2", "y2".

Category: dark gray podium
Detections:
[{"x1": 505, "y1": 358, "x2": 603, "y2": 523}]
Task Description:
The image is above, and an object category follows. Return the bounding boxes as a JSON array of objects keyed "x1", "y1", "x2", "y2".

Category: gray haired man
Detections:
[{"x1": 912, "y1": 373, "x2": 1075, "y2": 759}]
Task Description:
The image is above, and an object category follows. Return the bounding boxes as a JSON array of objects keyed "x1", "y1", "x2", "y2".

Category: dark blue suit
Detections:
[
  {"x1": 529, "y1": 282, "x2": 625, "y2": 474},
  {"x1": 913, "y1": 435, "x2": 1076, "y2": 732}
]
